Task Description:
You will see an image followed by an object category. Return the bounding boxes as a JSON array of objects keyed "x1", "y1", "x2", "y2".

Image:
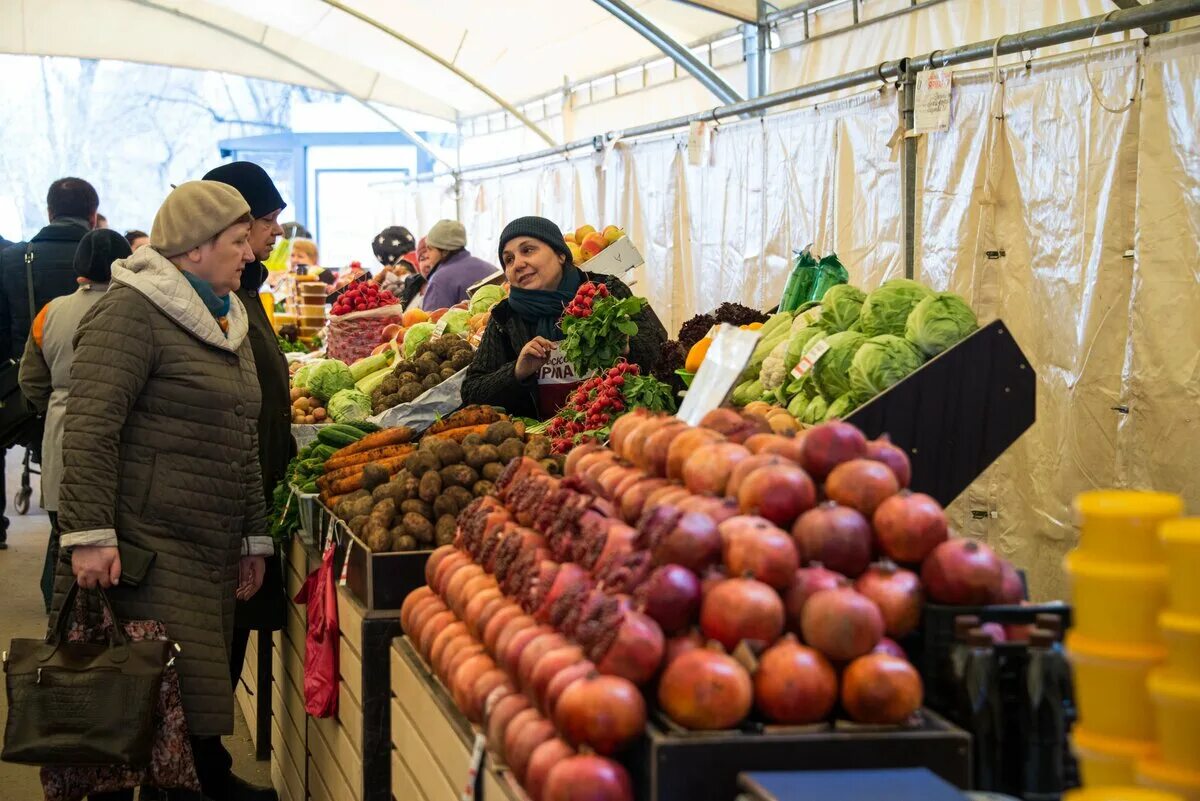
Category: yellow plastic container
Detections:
[
  {"x1": 1160, "y1": 611, "x2": 1200, "y2": 682},
  {"x1": 1137, "y1": 759, "x2": 1200, "y2": 801},
  {"x1": 1076, "y1": 491, "x2": 1182, "y2": 563},
  {"x1": 1072, "y1": 727, "x2": 1160, "y2": 787},
  {"x1": 1148, "y1": 671, "x2": 1200, "y2": 771},
  {"x1": 1067, "y1": 633, "x2": 1165, "y2": 740},
  {"x1": 1067, "y1": 552, "x2": 1169, "y2": 644},
  {"x1": 1066, "y1": 788, "x2": 1184, "y2": 801},
  {"x1": 1161, "y1": 519, "x2": 1200, "y2": 617}
]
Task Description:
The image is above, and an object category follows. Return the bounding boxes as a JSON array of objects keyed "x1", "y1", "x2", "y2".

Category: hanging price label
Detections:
[
  {"x1": 790, "y1": 338, "x2": 831, "y2": 380},
  {"x1": 338, "y1": 536, "x2": 353, "y2": 587},
  {"x1": 459, "y1": 733, "x2": 487, "y2": 801}
]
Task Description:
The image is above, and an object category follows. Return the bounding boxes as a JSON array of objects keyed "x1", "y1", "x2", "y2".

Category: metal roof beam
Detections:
[
  {"x1": 592, "y1": 0, "x2": 745, "y2": 105},
  {"x1": 1109, "y1": 0, "x2": 1168, "y2": 34}
]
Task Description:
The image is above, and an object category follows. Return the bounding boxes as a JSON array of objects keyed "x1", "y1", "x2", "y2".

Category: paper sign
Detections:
[
  {"x1": 687, "y1": 121, "x2": 709, "y2": 166},
  {"x1": 433, "y1": 317, "x2": 451, "y2": 338},
  {"x1": 676, "y1": 324, "x2": 760, "y2": 426},
  {"x1": 536, "y1": 343, "x2": 586, "y2": 415},
  {"x1": 913, "y1": 68, "x2": 952, "y2": 133},
  {"x1": 459, "y1": 733, "x2": 487, "y2": 801},
  {"x1": 790, "y1": 338, "x2": 831, "y2": 380},
  {"x1": 338, "y1": 537, "x2": 353, "y2": 587}
]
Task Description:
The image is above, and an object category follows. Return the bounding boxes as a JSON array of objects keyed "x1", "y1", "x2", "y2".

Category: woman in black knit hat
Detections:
[{"x1": 461, "y1": 215, "x2": 667, "y2": 418}]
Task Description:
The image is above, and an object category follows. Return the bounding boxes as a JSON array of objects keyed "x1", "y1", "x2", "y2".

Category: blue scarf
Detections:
[
  {"x1": 181, "y1": 271, "x2": 231, "y2": 334},
  {"x1": 507, "y1": 265, "x2": 583, "y2": 341}
]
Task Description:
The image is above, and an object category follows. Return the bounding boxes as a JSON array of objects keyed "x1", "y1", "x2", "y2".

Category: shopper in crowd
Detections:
[
  {"x1": 202, "y1": 161, "x2": 292, "y2": 801},
  {"x1": 54, "y1": 180, "x2": 274, "y2": 801},
  {"x1": 125, "y1": 229, "x2": 150, "y2": 250},
  {"x1": 371, "y1": 224, "x2": 417, "y2": 295},
  {"x1": 462, "y1": 215, "x2": 667, "y2": 418},
  {"x1": 19, "y1": 229, "x2": 129, "y2": 611},
  {"x1": 0, "y1": 177, "x2": 99, "y2": 550},
  {"x1": 421, "y1": 219, "x2": 496, "y2": 310},
  {"x1": 95, "y1": 213, "x2": 108, "y2": 229},
  {"x1": 399, "y1": 236, "x2": 432, "y2": 310},
  {"x1": 290, "y1": 238, "x2": 333, "y2": 285}
]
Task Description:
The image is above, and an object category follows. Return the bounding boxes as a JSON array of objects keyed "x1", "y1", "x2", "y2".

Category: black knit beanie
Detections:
[
  {"x1": 202, "y1": 161, "x2": 286, "y2": 219},
  {"x1": 74, "y1": 229, "x2": 132, "y2": 283},
  {"x1": 497, "y1": 216, "x2": 573, "y2": 267},
  {"x1": 372, "y1": 226, "x2": 416, "y2": 265}
]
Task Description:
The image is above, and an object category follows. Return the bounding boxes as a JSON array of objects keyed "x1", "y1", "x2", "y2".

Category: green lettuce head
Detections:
[
  {"x1": 849, "y1": 334, "x2": 925, "y2": 400},
  {"x1": 327, "y1": 388, "x2": 372, "y2": 423},
  {"x1": 905, "y1": 291, "x2": 978, "y2": 357},
  {"x1": 811, "y1": 330, "x2": 867, "y2": 401},
  {"x1": 306, "y1": 359, "x2": 355, "y2": 403},
  {"x1": 786, "y1": 391, "x2": 811, "y2": 418},
  {"x1": 819, "y1": 283, "x2": 867, "y2": 333},
  {"x1": 403, "y1": 322, "x2": 436, "y2": 358},
  {"x1": 823, "y1": 393, "x2": 859, "y2": 421},
  {"x1": 439, "y1": 309, "x2": 471, "y2": 336},
  {"x1": 783, "y1": 325, "x2": 828, "y2": 374},
  {"x1": 801, "y1": 395, "x2": 828, "y2": 425},
  {"x1": 469, "y1": 285, "x2": 505, "y2": 315},
  {"x1": 859, "y1": 279, "x2": 933, "y2": 337},
  {"x1": 293, "y1": 362, "x2": 315, "y2": 390}
]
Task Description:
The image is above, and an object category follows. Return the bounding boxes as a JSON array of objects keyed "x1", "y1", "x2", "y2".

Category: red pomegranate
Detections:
[
  {"x1": 401, "y1": 586, "x2": 433, "y2": 633},
  {"x1": 464, "y1": 588, "x2": 503, "y2": 637},
  {"x1": 736, "y1": 464, "x2": 817, "y2": 527},
  {"x1": 855, "y1": 562, "x2": 924, "y2": 638},
  {"x1": 528, "y1": 645, "x2": 585, "y2": 710},
  {"x1": 483, "y1": 605, "x2": 526, "y2": 655},
  {"x1": 618, "y1": 478, "x2": 672, "y2": 524},
  {"x1": 800, "y1": 587, "x2": 884, "y2": 661},
  {"x1": 555, "y1": 672, "x2": 647, "y2": 754},
  {"x1": 608, "y1": 409, "x2": 651, "y2": 458},
  {"x1": 590, "y1": 605, "x2": 665, "y2": 686},
  {"x1": 700, "y1": 575, "x2": 785, "y2": 651},
  {"x1": 748, "y1": 433, "x2": 806, "y2": 462},
  {"x1": 666, "y1": 427, "x2": 725, "y2": 480},
  {"x1": 450, "y1": 653, "x2": 496, "y2": 717},
  {"x1": 995, "y1": 559, "x2": 1025, "y2": 604},
  {"x1": 543, "y1": 755, "x2": 634, "y2": 801},
  {"x1": 517, "y1": 631, "x2": 569, "y2": 692},
  {"x1": 657, "y1": 647, "x2": 753, "y2": 730},
  {"x1": 429, "y1": 622, "x2": 469, "y2": 673},
  {"x1": 782, "y1": 563, "x2": 848, "y2": 633},
  {"x1": 468, "y1": 669, "x2": 513, "y2": 723},
  {"x1": 864, "y1": 434, "x2": 911, "y2": 488},
  {"x1": 663, "y1": 628, "x2": 706, "y2": 666},
  {"x1": 533, "y1": 563, "x2": 591, "y2": 624},
  {"x1": 699, "y1": 565, "x2": 729, "y2": 597},
  {"x1": 496, "y1": 615, "x2": 539, "y2": 671},
  {"x1": 504, "y1": 709, "x2": 556, "y2": 783},
  {"x1": 409, "y1": 598, "x2": 447, "y2": 648},
  {"x1": 634, "y1": 565, "x2": 702, "y2": 635},
  {"x1": 445, "y1": 565, "x2": 486, "y2": 615},
  {"x1": 798, "y1": 421, "x2": 867, "y2": 481},
  {"x1": 417, "y1": 610, "x2": 456, "y2": 661},
  {"x1": 700, "y1": 408, "x2": 771, "y2": 443},
  {"x1": 441, "y1": 636, "x2": 482, "y2": 684},
  {"x1": 575, "y1": 450, "x2": 618, "y2": 486},
  {"x1": 403, "y1": 592, "x2": 439, "y2": 638},
  {"x1": 743, "y1": 433, "x2": 780, "y2": 454},
  {"x1": 651, "y1": 510, "x2": 723, "y2": 574},
  {"x1": 840, "y1": 653, "x2": 923, "y2": 724},
  {"x1": 646, "y1": 484, "x2": 691, "y2": 510},
  {"x1": 824, "y1": 459, "x2": 900, "y2": 517},
  {"x1": 873, "y1": 491, "x2": 948, "y2": 564},
  {"x1": 424, "y1": 545, "x2": 458, "y2": 587},
  {"x1": 486, "y1": 693, "x2": 531, "y2": 760},
  {"x1": 753, "y1": 634, "x2": 838, "y2": 724},
  {"x1": 543, "y1": 659, "x2": 594, "y2": 718},
  {"x1": 433, "y1": 551, "x2": 471, "y2": 596},
  {"x1": 445, "y1": 643, "x2": 485, "y2": 689},
  {"x1": 564, "y1": 440, "x2": 604, "y2": 477},
  {"x1": 683, "y1": 442, "x2": 753, "y2": 496},
  {"x1": 473, "y1": 595, "x2": 509, "y2": 642},
  {"x1": 873, "y1": 637, "x2": 907, "y2": 659},
  {"x1": 791, "y1": 502, "x2": 873, "y2": 578},
  {"x1": 640, "y1": 421, "x2": 691, "y2": 475},
  {"x1": 624, "y1": 415, "x2": 676, "y2": 467},
  {"x1": 677, "y1": 494, "x2": 741, "y2": 524},
  {"x1": 921, "y1": 538, "x2": 1005, "y2": 605},
  {"x1": 720, "y1": 516, "x2": 800, "y2": 590},
  {"x1": 525, "y1": 738, "x2": 576, "y2": 801},
  {"x1": 726, "y1": 454, "x2": 787, "y2": 497},
  {"x1": 597, "y1": 465, "x2": 642, "y2": 500}
]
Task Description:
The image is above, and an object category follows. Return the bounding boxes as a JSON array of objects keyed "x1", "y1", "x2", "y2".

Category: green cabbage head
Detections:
[
  {"x1": 905, "y1": 291, "x2": 978, "y2": 357},
  {"x1": 439, "y1": 309, "x2": 471, "y2": 336},
  {"x1": 819, "y1": 283, "x2": 867, "y2": 333},
  {"x1": 823, "y1": 393, "x2": 859, "y2": 421},
  {"x1": 859, "y1": 279, "x2": 933, "y2": 337},
  {"x1": 292, "y1": 362, "x2": 315, "y2": 390},
  {"x1": 849, "y1": 334, "x2": 925, "y2": 400},
  {"x1": 403, "y1": 322, "x2": 436, "y2": 358},
  {"x1": 801, "y1": 395, "x2": 828, "y2": 425},
  {"x1": 327, "y1": 388, "x2": 372, "y2": 423},
  {"x1": 306, "y1": 359, "x2": 355, "y2": 403},
  {"x1": 469, "y1": 285, "x2": 505, "y2": 315},
  {"x1": 811, "y1": 330, "x2": 867, "y2": 401}
]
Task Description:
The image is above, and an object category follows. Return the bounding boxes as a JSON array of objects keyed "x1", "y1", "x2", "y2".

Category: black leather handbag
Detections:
[
  {"x1": 2, "y1": 583, "x2": 172, "y2": 767},
  {"x1": 0, "y1": 243, "x2": 44, "y2": 450}
]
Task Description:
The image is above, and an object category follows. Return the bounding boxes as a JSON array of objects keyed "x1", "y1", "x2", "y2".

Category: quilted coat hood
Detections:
[{"x1": 110, "y1": 246, "x2": 249, "y2": 352}]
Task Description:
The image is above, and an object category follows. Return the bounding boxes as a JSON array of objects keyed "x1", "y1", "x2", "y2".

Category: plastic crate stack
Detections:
[{"x1": 1065, "y1": 491, "x2": 1195, "y2": 798}]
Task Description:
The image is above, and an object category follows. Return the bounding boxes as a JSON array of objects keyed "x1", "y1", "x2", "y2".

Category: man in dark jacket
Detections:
[
  {"x1": 0, "y1": 177, "x2": 98, "y2": 548},
  {"x1": 203, "y1": 161, "x2": 289, "y2": 800}
]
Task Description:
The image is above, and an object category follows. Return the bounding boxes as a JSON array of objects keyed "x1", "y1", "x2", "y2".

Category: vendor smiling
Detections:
[{"x1": 461, "y1": 215, "x2": 667, "y2": 418}]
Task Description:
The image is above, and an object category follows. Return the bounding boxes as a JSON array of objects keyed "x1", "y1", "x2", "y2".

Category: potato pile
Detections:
[
  {"x1": 290, "y1": 387, "x2": 328, "y2": 424},
  {"x1": 333, "y1": 417, "x2": 555, "y2": 553},
  {"x1": 370, "y1": 336, "x2": 475, "y2": 415}
]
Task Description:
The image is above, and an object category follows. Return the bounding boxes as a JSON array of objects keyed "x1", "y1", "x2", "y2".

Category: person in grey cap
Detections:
[
  {"x1": 420, "y1": 219, "x2": 497, "y2": 310},
  {"x1": 20, "y1": 229, "x2": 130, "y2": 613}
]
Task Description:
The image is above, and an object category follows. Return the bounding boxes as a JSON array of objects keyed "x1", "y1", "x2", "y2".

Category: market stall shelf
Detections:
[
  {"x1": 327, "y1": 512, "x2": 433, "y2": 610},
  {"x1": 846, "y1": 320, "x2": 1035, "y2": 506}
]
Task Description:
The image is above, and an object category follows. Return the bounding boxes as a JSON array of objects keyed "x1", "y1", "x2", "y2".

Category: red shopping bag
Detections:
[{"x1": 293, "y1": 543, "x2": 339, "y2": 717}]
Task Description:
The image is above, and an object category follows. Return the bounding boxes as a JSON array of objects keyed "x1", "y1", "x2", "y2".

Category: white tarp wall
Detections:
[{"x1": 386, "y1": 28, "x2": 1200, "y2": 601}]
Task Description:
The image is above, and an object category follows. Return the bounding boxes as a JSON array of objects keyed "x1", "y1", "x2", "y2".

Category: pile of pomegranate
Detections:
[{"x1": 400, "y1": 411, "x2": 1024, "y2": 800}]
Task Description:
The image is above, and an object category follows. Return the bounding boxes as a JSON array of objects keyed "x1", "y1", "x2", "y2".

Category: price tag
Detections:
[
  {"x1": 459, "y1": 732, "x2": 487, "y2": 801},
  {"x1": 687, "y1": 121, "x2": 709, "y2": 166},
  {"x1": 790, "y1": 338, "x2": 831, "y2": 380},
  {"x1": 676, "y1": 324, "x2": 760, "y2": 426},
  {"x1": 433, "y1": 317, "x2": 451, "y2": 338},
  {"x1": 913, "y1": 68, "x2": 953, "y2": 133},
  {"x1": 338, "y1": 536, "x2": 353, "y2": 587}
]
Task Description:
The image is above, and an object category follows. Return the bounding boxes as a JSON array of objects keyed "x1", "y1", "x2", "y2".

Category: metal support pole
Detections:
[
  {"x1": 899, "y1": 59, "x2": 918, "y2": 280},
  {"x1": 757, "y1": 0, "x2": 771, "y2": 98},
  {"x1": 745, "y1": 22, "x2": 761, "y2": 98}
]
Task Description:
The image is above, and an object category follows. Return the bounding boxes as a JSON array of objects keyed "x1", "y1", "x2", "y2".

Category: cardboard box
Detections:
[{"x1": 579, "y1": 236, "x2": 643, "y2": 277}]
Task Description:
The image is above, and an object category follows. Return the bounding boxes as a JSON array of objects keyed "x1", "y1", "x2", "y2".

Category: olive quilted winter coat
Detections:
[{"x1": 53, "y1": 246, "x2": 273, "y2": 737}]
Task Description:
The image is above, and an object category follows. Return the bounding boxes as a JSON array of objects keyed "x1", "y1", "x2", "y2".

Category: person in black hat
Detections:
[
  {"x1": 201, "y1": 161, "x2": 290, "y2": 801},
  {"x1": 20, "y1": 229, "x2": 130, "y2": 612},
  {"x1": 461, "y1": 215, "x2": 667, "y2": 419},
  {"x1": 370, "y1": 224, "x2": 416, "y2": 296}
]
